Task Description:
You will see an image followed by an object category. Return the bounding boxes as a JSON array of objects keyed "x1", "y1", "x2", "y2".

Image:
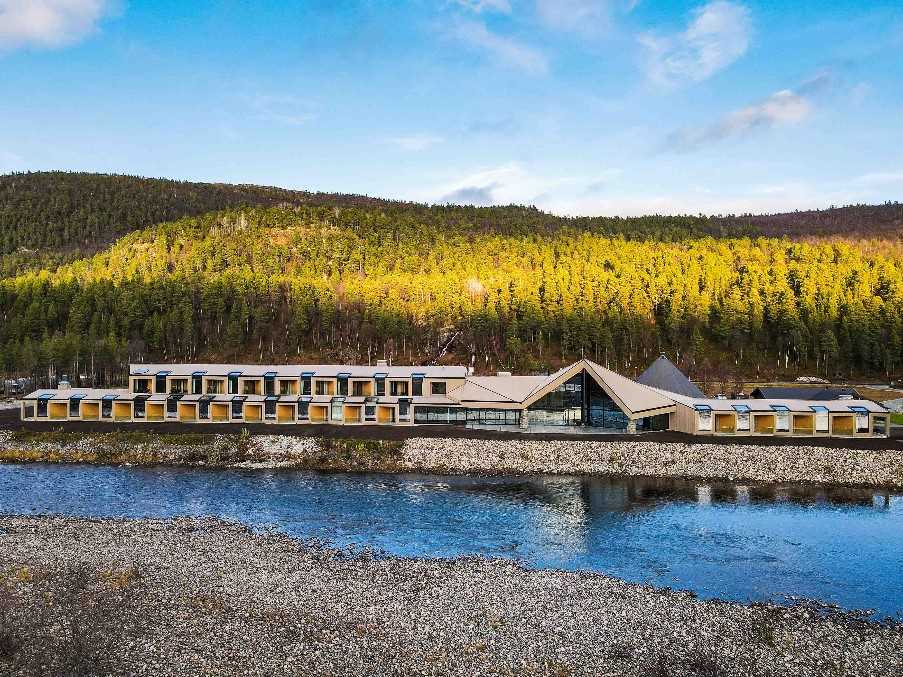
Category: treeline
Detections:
[{"x1": 0, "y1": 205, "x2": 900, "y2": 385}]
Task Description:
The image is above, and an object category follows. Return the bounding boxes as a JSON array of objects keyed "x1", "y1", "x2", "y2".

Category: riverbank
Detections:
[
  {"x1": 2, "y1": 428, "x2": 903, "y2": 488},
  {"x1": 1, "y1": 516, "x2": 899, "y2": 676}
]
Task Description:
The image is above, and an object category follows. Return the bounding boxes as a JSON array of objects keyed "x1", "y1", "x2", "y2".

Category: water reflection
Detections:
[{"x1": 1, "y1": 464, "x2": 901, "y2": 617}]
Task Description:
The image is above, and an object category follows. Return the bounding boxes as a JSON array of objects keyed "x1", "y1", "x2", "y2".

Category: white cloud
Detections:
[
  {"x1": 434, "y1": 162, "x2": 574, "y2": 205},
  {"x1": 451, "y1": 18, "x2": 549, "y2": 75},
  {"x1": 0, "y1": 0, "x2": 117, "y2": 51},
  {"x1": 662, "y1": 87, "x2": 812, "y2": 153},
  {"x1": 453, "y1": 0, "x2": 511, "y2": 13},
  {"x1": 387, "y1": 134, "x2": 444, "y2": 151},
  {"x1": 640, "y1": 1, "x2": 752, "y2": 87},
  {"x1": 535, "y1": 0, "x2": 614, "y2": 36}
]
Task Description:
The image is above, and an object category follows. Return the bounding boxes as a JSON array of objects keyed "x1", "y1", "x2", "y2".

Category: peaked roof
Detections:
[
  {"x1": 750, "y1": 386, "x2": 860, "y2": 400},
  {"x1": 636, "y1": 354, "x2": 705, "y2": 398}
]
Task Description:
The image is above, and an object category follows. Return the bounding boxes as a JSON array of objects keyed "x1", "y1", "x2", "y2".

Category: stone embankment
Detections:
[
  {"x1": 1, "y1": 429, "x2": 902, "y2": 487},
  {"x1": 1, "y1": 516, "x2": 900, "y2": 677}
]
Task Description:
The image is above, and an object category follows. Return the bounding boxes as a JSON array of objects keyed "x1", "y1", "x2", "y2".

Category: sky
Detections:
[{"x1": 0, "y1": 0, "x2": 901, "y2": 216}]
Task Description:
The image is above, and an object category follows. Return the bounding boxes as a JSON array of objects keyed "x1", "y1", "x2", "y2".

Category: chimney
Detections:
[
  {"x1": 376, "y1": 359, "x2": 388, "y2": 367},
  {"x1": 496, "y1": 371, "x2": 512, "y2": 377}
]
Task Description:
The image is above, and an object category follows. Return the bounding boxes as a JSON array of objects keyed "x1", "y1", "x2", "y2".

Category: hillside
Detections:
[
  {"x1": 0, "y1": 171, "x2": 395, "y2": 275},
  {"x1": 1, "y1": 202, "x2": 900, "y2": 388},
  {"x1": 2, "y1": 173, "x2": 900, "y2": 277}
]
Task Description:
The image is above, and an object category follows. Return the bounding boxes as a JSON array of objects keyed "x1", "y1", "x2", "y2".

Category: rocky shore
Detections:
[
  {"x1": 1, "y1": 516, "x2": 900, "y2": 676},
  {"x1": 2, "y1": 429, "x2": 903, "y2": 488}
]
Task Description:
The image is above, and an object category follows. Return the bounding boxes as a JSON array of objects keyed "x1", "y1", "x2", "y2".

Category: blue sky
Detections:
[{"x1": 1, "y1": 0, "x2": 901, "y2": 216}]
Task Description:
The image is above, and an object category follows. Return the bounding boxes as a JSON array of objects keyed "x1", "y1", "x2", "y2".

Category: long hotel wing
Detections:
[{"x1": 21, "y1": 357, "x2": 889, "y2": 438}]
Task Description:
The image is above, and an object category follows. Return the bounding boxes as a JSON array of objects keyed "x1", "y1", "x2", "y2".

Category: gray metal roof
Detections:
[
  {"x1": 750, "y1": 386, "x2": 860, "y2": 400},
  {"x1": 636, "y1": 355, "x2": 705, "y2": 398}
]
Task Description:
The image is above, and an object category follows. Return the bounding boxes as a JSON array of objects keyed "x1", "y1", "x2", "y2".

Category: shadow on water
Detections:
[{"x1": 1, "y1": 463, "x2": 901, "y2": 618}]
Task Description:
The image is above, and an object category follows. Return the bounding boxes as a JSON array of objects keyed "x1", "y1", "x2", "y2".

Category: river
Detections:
[{"x1": 2, "y1": 463, "x2": 901, "y2": 617}]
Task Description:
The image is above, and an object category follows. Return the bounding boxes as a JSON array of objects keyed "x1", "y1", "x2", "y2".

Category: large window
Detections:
[
  {"x1": 231, "y1": 397, "x2": 245, "y2": 419},
  {"x1": 414, "y1": 406, "x2": 466, "y2": 424},
  {"x1": 192, "y1": 373, "x2": 204, "y2": 395},
  {"x1": 297, "y1": 400, "x2": 310, "y2": 420},
  {"x1": 430, "y1": 381, "x2": 447, "y2": 396},
  {"x1": 873, "y1": 416, "x2": 887, "y2": 437},
  {"x1": 398, "y1": 399, "x2": 410, "y2": 418},
  {"x1": 69, "y1": 396, "x2": 84, "y2": 417},
  {"x1": 352, "y1": 381, "x2": 370, "y2": 397},
  {"x1": 264, "y1": 372, "x2": 277, "y2": 397},
  {"x1": 412, "y1": 375, "x2": 424, "y2": 397},
  {"x1": 133, "y1": 378, "x2": 151, "y2": 394},
  {"x1": 466, "y1": 409, "x2": 520, "y2": 426},
  {"x1": 155, "y1": 372, "x2": 169, "y2": 393},
  {"x1": 316, "y1": 380, "x2": 333, "y2": 396},
  {"x1": 331, "y1": 398, "x2": 345, "y2": 421},
  {"x1": 337, "y1": 374, "x2": 350, "y2": 397},
  {"x1": 228, "y1": 372, "x2": 241, "y2": 395},
  {"x1": 301, "y1": 375, "x2": 312, "y2": 396},
  {"x1": 375, "y1": 375, "x2": 386, "y2": 397},
  {"x1": 390, "y1": 381, "x2": 409, "y2": 397},
  {"x1": 170, "y1": 378, "x2": 189, "y2": 394},
  {"x1": 770, "y1": 405, "x2": 790, "y2": 432},
  {"x1": 206, "y1": 379, "x2": 224, "y2": 394}
]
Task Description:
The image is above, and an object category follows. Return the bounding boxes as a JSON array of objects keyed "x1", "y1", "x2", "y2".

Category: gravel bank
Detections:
[
  {"x1": 2, "y1": 429, "x2": 903, "y2": 488},
  {"x1": 1, "y1": 516, "x2": 900, "y2": 676}
]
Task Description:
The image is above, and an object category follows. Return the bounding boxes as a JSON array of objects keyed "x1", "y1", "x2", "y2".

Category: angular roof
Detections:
[
  {"x1": 451, "y1": 375, "x2": 550, "y2": 403},
  {"x1": 750, "y1": 386, "x2": 860, "y2": 400},
  {"x1": 636, "y1": 354, "x2": 705, "y2": 398}
]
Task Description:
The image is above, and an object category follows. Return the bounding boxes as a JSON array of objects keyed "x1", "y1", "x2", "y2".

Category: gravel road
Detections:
[{"x1": 1, "y1": 516, "x2": 900, "y2": 676}]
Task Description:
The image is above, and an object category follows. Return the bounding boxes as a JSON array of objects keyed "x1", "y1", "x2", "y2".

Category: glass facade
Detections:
[
  {"x1": 466, "y1": 409, "x2": 521, "y2": 425},
  {"x1": 527, "y1": 371, "x2": 630, "y2": 430},
  {"x1": 414, "y1": 406, "x2": 466, "y2": 424}
]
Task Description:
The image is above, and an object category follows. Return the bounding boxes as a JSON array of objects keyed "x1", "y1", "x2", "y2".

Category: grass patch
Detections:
[{"x1": 890, "y1": 413, "x2": 903, "y2": 426}]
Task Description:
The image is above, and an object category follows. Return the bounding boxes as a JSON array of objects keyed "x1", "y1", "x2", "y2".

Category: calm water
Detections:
[{"x1": 1, "y1": 463, "x2": 901, "y2": 617}]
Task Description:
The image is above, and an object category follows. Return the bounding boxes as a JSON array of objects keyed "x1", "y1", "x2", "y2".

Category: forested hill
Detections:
[
  {"x1": 0, "y1": 172, "x2": 396, "y2": 274},
  {"x1": 2, "y1": 172, "x2": 900, "y2": 274},
  {"x1": 1, "y1": 203, "x2": 901, "y2": 388}
]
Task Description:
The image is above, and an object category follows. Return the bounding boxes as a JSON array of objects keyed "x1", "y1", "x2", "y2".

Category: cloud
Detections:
[
  {"x1": 453, "y1": 0, "x2": 511, "y2": 13},
  {"x1": 440, "y1": 185, "x2": 499, "y2": 206},
  {"x1": 450, "y1": 18, "x2": 549, "y2": 75},
  {"x1": 535, "y1": 0, "x2": 615, "y2": 36},
  {"x1": 249, "y1": 94, "x2": 317, "y2": 126},
  {"x1": 0, "y1": 0, "x2": 117, "y2": 51},
  {"x1": 435, "y1": 162, "x2": 582, "y2": 206},
  {"x1": 661, "y1": 86, "x2": 815, "y2": 153},
  {"x1": 640, "y1": 1, "x2": 752, "y2": 87},
  {"x1": 387, "y1": 134, "x2": 444, "y2": 151}
]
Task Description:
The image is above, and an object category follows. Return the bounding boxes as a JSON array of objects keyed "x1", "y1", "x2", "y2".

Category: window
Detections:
[
  {"x1": 207, "y1": 379, "x2": 224, "y2": 394},
  {"x1": 810, "y1": 405, "x2": 829, "y2": 433},
  {"x1": 102, "y1": 395, "x2": 117, "y2": 419},
  {"x1": 430, "y1": 381, "x2": 447, "y2": 396},
  {"x1": 850, "y1": 406, "x2": 870, "y2": 433},
  {"x1": 199, "y1": 395, "x2": 213, "y2": 420},
  {"x1": 133, "y1": 396, "x2": 147, "y2": 418},
  {"x1": 301, "y1": 374, "x2": 313, "y2": 396},
  {"x1": 375, "y1": 374, "x2": 386, "y2": 397},
  {"x1": 398, "y1": 399, "x2": 410, "y2": 418},
  {"x1": 297, "y1": 400, "x2": 310, "y2": 420},
  {"x1": 364, "y1": 404, "x2": 376, "y2": 420},
  {"x1": 279, "y1": 380, "x2": 296, "y2": 396},
  {"x1": 414, "y1": 406, "x2": 466, "y2": 424},
  {"x1": 155, "y1": 372, "x2": 170, "y2": 393},
  {"x1": 231, "y1": 397, "x2": 245, "y2": 419},
  {"x1": 731, "y1": 404, "x2": 751, "y2": 431},
  {"x1": 133, "y1": 378, "x2": 151, "y2": 394},
  {"x1": 465, "y1": 409, "x2": 521, "y2": 425},
  {"x1": 228, "y1": 372, "x2": 241, "y2": 395},
  {"x1": 412, "y1": 374, "x2": 424, "y2": 397},
  {"x1": 316, "y1": 380, "x2": 333, "y2": 396},
  {"x1": 352, "y1": 381, "x2": 369, "y2": 397},
  {"x1": 770, "y1": 405, "x2": 790, "y2": 432},
  {"x1": 192, "y1": 373, "x2": 204, "y2": 395},
  {"x1": 264, "y1": 372, "x2": 277, "y2": 397},
  {"x1": 331, "y1": 398, "x2": 344, "y2": 421},
  {"x1": 265, "y1": 396, "x2": 277, "y2": 419},
  {"x1": 337, "y1": 374, "x2": 350, "y2": 397},
  {"x1": 169, "y1": 379, "x2": 189, "y2": 394},
  {"x1": 694, "y1": 404, "x2": 713, "y2": 432},
  {"x1": 390, "y1": 381, "x2": 409, "y2": 397},
  {"x1": 166, "y1": 396, "x2": 181, "y2": 416},
  {"x1": 69, "y1": 396, "x2": 84, "y2": 417},
  {"x1": 242, "y1": 380, "x2": 261, "y2": 395},
  {"x1": 873, "y1": 416, "x2": 887, "y2": 437}
]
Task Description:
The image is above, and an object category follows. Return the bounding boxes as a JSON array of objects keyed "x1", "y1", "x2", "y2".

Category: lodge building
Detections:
[{"x1": 20, "y1": 357, "x2": 890, "y2": 438}]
